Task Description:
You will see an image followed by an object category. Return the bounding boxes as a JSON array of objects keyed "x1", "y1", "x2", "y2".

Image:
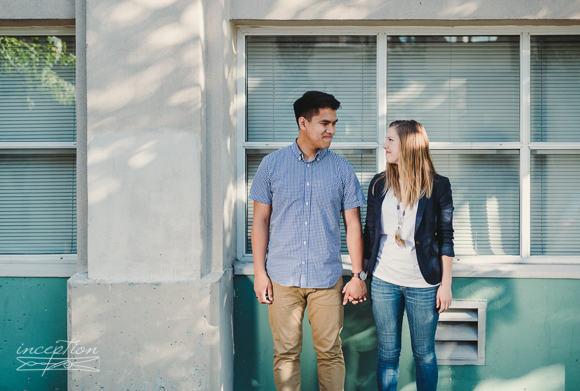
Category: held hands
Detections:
[
  {"x1": 254, "y1": 272, "x2": 273, "y2": 304},
  {"x1": 255, "y1": 271, "x2": 368, "y2": 305},
  {"x1": 342, "y1": 277, "x2": 367, "y2": 305},
  {"x1": 436, "y1": 283, "x2": 452, "y2": 313}
]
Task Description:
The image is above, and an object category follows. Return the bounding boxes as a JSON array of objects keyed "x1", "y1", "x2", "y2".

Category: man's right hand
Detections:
[{"x1": 254, "y1": 272, "x2": 273, "y2": 304}]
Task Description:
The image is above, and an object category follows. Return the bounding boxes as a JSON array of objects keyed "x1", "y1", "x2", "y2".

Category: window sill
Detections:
[
  {"x1": 234, "y1": 255, "x2": 580, "y2": 279},
  {"x1": 0, "y1": 255, "x2": 77, "y2": 277}
]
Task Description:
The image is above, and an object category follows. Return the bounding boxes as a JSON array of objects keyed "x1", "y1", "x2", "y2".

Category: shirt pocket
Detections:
[
  {"x1": 311, "y1": 177, "x2": 342, "y2": 206},
  {"x1": 271, "y1": 174, "x2": 303, "y2": 204}
]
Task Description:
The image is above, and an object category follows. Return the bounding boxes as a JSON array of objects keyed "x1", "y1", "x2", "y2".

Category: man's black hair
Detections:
[{"x1": 293, "y1": 91, "x2": 341, "y2": 125}]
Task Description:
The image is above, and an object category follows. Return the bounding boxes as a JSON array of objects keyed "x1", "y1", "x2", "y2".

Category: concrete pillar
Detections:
[{"x1": 68, "y1": 0, "x2": 235, "y2": 388}]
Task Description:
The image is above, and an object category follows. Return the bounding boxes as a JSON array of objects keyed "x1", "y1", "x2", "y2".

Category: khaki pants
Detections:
[{"x1": 268, "y1": 278, "x2": 345, "y2": 391}]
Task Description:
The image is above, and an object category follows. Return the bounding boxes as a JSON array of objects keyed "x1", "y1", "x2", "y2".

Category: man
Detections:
[{"x1": 250, "y1": 91, "x2": 367, "y2": 391}]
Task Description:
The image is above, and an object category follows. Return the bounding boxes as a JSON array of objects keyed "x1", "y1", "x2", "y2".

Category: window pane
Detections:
[
  {"x1": 0, "y1": 36, "x2": 76, "y2": 142},
  {"x1": 531, "y1": 35, "x2": 580, "y2": 142},
  {"x1": 432, "y1": 151, "x2": 520, "y2": 255},
  {"x1": 246, "y1": 149, "x2": 376, "y2": 254},
  {"x1": 0, "y1": 151, "x2": 76, "y2": 254},
  {"x1": 246, "y1": 151, "x2": 265, "y2": 254},
  {"x1": 387, "y1": 36, "x2": 519, "y2": 142},
  {"x1": 246, "y1": 36, "x2": 376, "y2": 142},
  {"x1": 531, "y1": 153, "x2": 580, "y2": 255}
]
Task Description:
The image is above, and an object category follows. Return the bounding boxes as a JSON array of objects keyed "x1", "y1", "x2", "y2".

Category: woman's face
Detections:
[{"x1": 384, "y1": 126, "x2": 401, "y2": 165}]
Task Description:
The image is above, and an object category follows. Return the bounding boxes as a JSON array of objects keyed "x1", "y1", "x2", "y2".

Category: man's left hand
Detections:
[{"x1": 342, "y1": 277, "x2": 367, "y2": 305}]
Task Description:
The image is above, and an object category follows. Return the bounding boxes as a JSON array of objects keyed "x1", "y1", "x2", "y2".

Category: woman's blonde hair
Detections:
[{"x1": 375, "y1": 120, "x2": 436, "y2": 208}]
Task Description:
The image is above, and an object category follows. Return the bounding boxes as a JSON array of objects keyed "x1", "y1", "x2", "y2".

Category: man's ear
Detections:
[{"x1": 298, "y1": 116, "x2": 308, "y2": 131}]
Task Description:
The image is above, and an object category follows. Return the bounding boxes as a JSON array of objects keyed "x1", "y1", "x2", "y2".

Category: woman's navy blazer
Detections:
[{"x1": 363, "y1": 173, "x2": 455, "y2": 285}]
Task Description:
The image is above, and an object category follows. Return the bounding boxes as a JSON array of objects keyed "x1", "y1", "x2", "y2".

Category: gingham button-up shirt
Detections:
[{"x1": 249, "y1": 140, "x2": 365, "y2": 288}]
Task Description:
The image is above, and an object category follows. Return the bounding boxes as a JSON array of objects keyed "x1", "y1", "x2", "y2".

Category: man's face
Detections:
[{"x1": 298, "y1": 107, "x2": 338, "y2": 150}]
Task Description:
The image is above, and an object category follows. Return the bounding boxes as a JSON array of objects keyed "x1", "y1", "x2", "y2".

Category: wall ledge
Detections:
[{"x1": 233, "y1": 259, "x2": 580, "y2": 279}]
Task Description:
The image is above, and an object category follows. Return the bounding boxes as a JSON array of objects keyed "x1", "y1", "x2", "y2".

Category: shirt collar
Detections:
[{"x1": 291, "y1": 139, "x2": 328, "y2": 162}]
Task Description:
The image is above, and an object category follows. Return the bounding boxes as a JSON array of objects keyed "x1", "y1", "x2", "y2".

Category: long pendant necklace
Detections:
[{"x1": 394, "y1": 202, "x2": 406, "y2": 248}]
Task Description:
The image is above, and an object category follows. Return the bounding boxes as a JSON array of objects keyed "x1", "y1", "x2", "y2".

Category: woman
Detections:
[{"x1": 363, "y1": 120, "x2": 454, "y2": 391}]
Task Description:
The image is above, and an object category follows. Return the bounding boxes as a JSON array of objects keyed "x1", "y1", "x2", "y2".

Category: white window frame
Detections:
[
  {"x1": 235, "y1": 25, "x2": 580, "y2": 278},
  {"x1": 0, "y1": 27, "x2": 78, "y2": 277}
]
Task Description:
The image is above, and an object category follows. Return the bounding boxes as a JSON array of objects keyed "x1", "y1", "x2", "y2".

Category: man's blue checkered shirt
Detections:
[{"x1": 249, "y1": 140, "x2": 365, "y2": 289}]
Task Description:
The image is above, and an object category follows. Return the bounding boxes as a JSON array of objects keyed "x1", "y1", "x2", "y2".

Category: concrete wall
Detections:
[
  {"x1": 4, "y1": 0, "x2": 580, "y2": 23},
  {"x1": 202, "y1": 0, "x2": 237, "y2": 275},
  {"x1": 86, "y1": 0, "x2": 206, "y2": 281},
  {"x1": 231, "y1": 0, "x2": 580, "y2": 21},
  {"x1": 84, "y1": 0, "x2": 236, "y2": 282},
  {"x1": 70, "y1": 0, "x2": 236, "y2": 388},
  {"x1": 235, "y1": 276, "x2": 580, "y2": 391},
  {"x1": 68, "y1": 270, "x2": 233, "y2": 390}
]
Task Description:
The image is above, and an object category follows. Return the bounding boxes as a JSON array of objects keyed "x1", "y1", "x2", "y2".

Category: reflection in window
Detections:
[
  {"x1": 0, "y1": 35, "x2": 76, "y2": 254},
  {"x1": 0, "y1": 36, "x2": 76, "y2": 142},
  {"x1": 531, "y1": 153, "x2": 580, "y2": 255},
  {"x1": 432, "y1": 151, "x2": 520, "y2": 256}
]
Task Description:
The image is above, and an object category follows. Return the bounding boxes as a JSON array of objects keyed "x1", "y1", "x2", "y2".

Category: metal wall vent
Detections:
[{"x1": 435, "y1": 300, "x2": 486, "y2": 365}]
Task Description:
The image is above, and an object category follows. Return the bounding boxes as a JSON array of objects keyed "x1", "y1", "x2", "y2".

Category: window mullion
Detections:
[
  {"x1": 236, "y1": 31, "x2": 247, "y2": 260},
  {"x1": 377, "y1": 32, "x2": 388, "y2": 172},
  {"x1": 243, "y1": 143, "x2": 378, "y2": 153},
  {"x1": 520, "y1": 31, "x2": 531, "y2": 258}
]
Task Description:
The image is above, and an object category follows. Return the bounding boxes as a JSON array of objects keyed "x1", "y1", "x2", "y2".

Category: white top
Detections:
[{"x1": 373, "y1": 189, "x2": 438, "y2": 288}]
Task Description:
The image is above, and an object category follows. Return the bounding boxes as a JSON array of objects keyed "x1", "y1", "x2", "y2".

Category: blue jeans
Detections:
[{"x1": 371, "y1": 278, "x2": 439, "y2": 391}]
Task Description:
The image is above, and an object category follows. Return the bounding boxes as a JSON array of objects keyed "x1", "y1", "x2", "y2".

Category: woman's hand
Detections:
[{"x1": 436, "y1": 283, "x2": 452, "y2": 313}]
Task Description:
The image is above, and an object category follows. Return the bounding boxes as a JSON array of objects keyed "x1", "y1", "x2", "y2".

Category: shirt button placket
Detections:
[{"x1": 302, "y1": 161, "x2": 311, "y2": 286}]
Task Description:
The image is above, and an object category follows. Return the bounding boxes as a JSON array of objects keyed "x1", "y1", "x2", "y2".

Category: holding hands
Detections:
[{"x1": 342, "y1": 274, "x2": 367, "y2": 305}]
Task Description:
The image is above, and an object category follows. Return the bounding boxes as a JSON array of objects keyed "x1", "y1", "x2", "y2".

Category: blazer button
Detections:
[{"x1": 416, "y1": 240, "x2": 420, "y2": 245}]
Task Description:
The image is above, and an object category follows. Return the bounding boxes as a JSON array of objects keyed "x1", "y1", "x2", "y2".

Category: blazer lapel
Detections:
[{"x1": 415, "y1": 196, "x2": 427, "y2": 234}]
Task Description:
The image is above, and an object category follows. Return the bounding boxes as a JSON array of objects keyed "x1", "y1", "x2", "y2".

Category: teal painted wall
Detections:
[
  {"x1": 234, "y1": 277, "x2": 580, "y2": 391},
  {"x1": 0, "y1": 278, "x2": 68, "y2": 391}
]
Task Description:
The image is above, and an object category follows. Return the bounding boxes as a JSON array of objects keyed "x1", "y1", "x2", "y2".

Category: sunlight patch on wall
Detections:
[{"x1": 474, "y1": 364, "x2": 565, "y2": 391}]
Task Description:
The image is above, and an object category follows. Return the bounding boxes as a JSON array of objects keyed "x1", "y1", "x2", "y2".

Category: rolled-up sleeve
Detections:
[
  {"x1": 341, "y1": 162, "x2": 366, "y2": 211},
  {"x1": 249, "y1": 156, "x2": 272, "y2": 205},
  {"x1": 437, "y1": 176, "x2": 455, "y2": 257}
]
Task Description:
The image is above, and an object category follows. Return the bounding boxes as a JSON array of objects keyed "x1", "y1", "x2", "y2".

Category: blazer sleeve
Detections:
[
  {"x1": 363, "y1": 174, "x2": 380, "y2": 262},
  {"x1": 436, "y1": 176, "x2": 455, "y2": 257}
]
